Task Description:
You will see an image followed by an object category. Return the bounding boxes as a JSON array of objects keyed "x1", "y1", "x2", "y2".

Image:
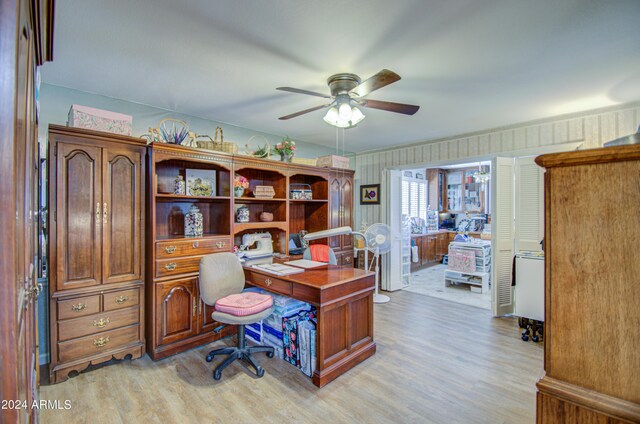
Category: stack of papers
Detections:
[
  {"x1": 252, "y1": 263, "x2": 305, "y2": 276},
  {"x1": 283, "y1": 259, "x2": 327, "y2": 269}
]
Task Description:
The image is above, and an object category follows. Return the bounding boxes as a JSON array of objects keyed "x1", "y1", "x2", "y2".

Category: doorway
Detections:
[{"x1": 399, "y1": 162, "x2": 493, "y2": 310}]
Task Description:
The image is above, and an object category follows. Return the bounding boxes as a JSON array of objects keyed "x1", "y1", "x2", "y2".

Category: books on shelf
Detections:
[{"x1": 252, "y1": 263, "x2": 305, "y2": 276}]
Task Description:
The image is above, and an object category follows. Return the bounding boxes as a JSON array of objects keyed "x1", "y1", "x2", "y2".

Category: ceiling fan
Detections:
[{"x1": 277, "y1": 69, "x2": 420, "y2": 128}]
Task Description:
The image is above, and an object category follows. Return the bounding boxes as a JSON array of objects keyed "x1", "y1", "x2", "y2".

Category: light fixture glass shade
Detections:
[
  {"x1": 350, "y1": 107, "x2": 365, "y2": 125},
  {"x1": 338, "y1": 102, "x2": 353, "y2": 120},
  {"x1": 323, "y1": 106, "x2": 365, "y2": 128}
]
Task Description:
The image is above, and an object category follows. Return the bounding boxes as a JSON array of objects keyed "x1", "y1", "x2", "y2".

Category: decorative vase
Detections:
[
  {"x1": 279, "y1": 153, "x2": 292, "y2": 163},
  {"x1": 174, "y1": 175, "x2": 185, "y2": 195},
  {"x1": 234, "y1": 186, "x2": 245, "y2": 197},
  {"x1": 236, "y1": 205, "x2": 250, "y2": 223},
  {"x1": 184, "y1": 205, "x2": 203, "y2": 237},
  {"x1": 259, "y1": 212, "x2": 273, "y2": 222}
]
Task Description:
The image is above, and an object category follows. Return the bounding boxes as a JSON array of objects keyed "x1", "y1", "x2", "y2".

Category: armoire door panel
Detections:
[
  {"x1": 56, "y1": 144, "x2": 102, "y2": 291},
  {"x1": 340, "y1": 177, "x2": 353, "y2": 249},
  {"x1": 103, "y1": 149, "x2": 142, "y2": 284},
  {"x1": 156, "y1": 279, "x2": 198, "y2": 346},
  {"x1": 329, "y1": 177, "x2": 341, "y2": 249}
]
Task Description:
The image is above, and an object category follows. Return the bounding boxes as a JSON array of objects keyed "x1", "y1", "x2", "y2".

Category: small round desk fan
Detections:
[{"x1": 364, "y1": 223, "x2": 392, "y2": 304}]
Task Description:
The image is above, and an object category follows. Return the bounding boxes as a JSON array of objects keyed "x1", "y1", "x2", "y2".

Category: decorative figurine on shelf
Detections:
[
  {"x1": 184, "y1": 205, "x2": 203, "y2": 237},
  {"x1": 174, "y1": 175, "x2": 185, "y2": 195},
  {"x1": 236, "y1": 205, "x2": 250, "y2": 223},
  {"x1": 273, "y1": 136, "x2": 296, "y2": 162},
  {"x1": 234, "y1": 174, "x2": 249, "y2": 197}
]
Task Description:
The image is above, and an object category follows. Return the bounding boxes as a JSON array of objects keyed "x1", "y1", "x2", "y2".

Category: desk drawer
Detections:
[
  {"x1": 58, "y1": 307, "x2": 139, "y2": 342},
  {"x1": 245, "y1": 270, "x2": 292, "y2": 296},
  {"x1": 156, "y1": 256, "x2": 203, "y2": 277},
  {"x1": 103, "y1": 288, "x2": 140, "y2": 311},
  {"x1": 57, "y1": 295, "x2": 101, "y2": 320},
  {"x1": 156, "y1": 237, "x2": 230, "y2": 259},
  {"x1": 58, "y1": 324, "x2": 140, "y2": 363}
]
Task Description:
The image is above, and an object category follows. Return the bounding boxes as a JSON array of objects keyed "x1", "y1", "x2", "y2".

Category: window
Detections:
[{"x1": 401, "y1": 177, "x2": 428, "y2": 221}]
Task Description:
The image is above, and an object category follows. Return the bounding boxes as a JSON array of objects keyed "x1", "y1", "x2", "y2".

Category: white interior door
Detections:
[
  {"x1": 381, "y1": 169, "x2": 404, "y2": 291},
  {"x1": 491, "y1": 157, "x2": 515, "y2": 316},
  {"x1": 515, "y1": 156, "x2": 544, "y2": 253}
]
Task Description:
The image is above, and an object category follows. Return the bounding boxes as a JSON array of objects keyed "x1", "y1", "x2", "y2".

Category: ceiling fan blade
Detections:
[
  {"x1": 277, "y1": 87, "x2": 331, "y2": 99},
  {"x1": 349, "y1": 69, "x2": 401, "y2": 97},
  {"x1": 278, "y1": 104, "x2": 329, "y2": 120},
  {"x1": 360, "y1": 99, "x2": 420, "y2": 115}
]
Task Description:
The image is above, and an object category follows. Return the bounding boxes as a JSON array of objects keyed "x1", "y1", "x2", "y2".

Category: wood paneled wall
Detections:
[{"x1": 354, "y1": 102, "x2": 640, "y2": 227}]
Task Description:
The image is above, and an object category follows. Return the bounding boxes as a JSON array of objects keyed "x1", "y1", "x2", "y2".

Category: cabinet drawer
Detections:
[
  {"x1": 57, "y1": 295, "x2": 101, "y2": 320},
  {"x1": 58, "y1": 324, "x2": 140, "y2": 363},
  {"x1": 103, "y1": 288, "x2": 140, "y2": 311},
  {"x1": 244, "y1": 270, "x2": 292, "y2": 296},
  {"x1": 58, "y1": 307, "x2": 140, "y2": 342},
  {"x1": 341, "y1": 253, "x2": 353, "y2": 266},
  {"x1": 156, "y1": 237, "x2": 230, "y2": 259},
  {"x1": 156, "y1": 256, "x2": 203, "y2": 277}
]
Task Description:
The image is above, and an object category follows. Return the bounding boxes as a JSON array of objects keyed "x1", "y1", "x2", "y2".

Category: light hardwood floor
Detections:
[{"x1": 40, "y1": 291, "x2": 542, "y2": 424}]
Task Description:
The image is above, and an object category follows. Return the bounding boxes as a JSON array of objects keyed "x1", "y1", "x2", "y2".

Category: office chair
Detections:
[
  {"x1": 302, "y1": 244, "x2": 337, "y2": 265},
  {"x1": 199, "y1": 253, "x2": 275, "y2": 380}
]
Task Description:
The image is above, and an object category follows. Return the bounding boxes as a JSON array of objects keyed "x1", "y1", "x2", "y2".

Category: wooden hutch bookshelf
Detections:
[{"x1": 146, "y1": 143, "x2": 353, "y2": 359}]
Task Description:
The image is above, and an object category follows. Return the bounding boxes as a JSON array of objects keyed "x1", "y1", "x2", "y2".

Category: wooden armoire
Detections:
[
  {"x1": 535, "y1": 144, "x2": 640, "y2": 423},
  {"x1": 0, "y1": 0, "x2": 53, "y2": 421},
  {"x1": 48, "y1": 125, "x2": 147, "y2": 383}
]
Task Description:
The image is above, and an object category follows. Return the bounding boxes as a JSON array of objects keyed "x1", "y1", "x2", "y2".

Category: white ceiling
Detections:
[{"x1": 42, "y1": 0, "x2": 640, "y2": 153}]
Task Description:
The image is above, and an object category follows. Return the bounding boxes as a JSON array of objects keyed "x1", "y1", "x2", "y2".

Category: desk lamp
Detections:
[{"x1": 303, "y1": 227, "x2": 390, "y2": 304}]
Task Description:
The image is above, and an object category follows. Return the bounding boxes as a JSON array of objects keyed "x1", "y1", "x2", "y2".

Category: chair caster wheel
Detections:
[
  {"x1": 522, "y1": 335, "x2": 529, "y2": 342},
  {"x1": 213, "y1": 370, "x2": 222, "y2": 380},
  {"x1": 206, "y1": 355, "x2": 214, "y2": 363},
  {"x1": 532, "y1": 335, "x2": 539, "y2": 343},
  {"x1": 266, "y1": 351, "x2": 274, "y2": 358},
  {"x1": 256, "y1": 368, "x2": 265, "y2": 378}
]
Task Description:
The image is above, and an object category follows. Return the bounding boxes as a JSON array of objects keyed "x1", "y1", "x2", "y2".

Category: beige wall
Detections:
[{"x1": 354, "y1": 101, "x2": 640, "y2": 228}]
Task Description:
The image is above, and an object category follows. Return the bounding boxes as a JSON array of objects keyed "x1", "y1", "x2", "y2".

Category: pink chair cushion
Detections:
[{"x1": 215, "y1": 292, "x2": 273, "y2": 317}]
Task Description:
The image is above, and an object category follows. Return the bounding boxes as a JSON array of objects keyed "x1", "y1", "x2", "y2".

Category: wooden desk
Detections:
[{"x1": 244, "y1": 265, "x2": 376, "y2": 387}]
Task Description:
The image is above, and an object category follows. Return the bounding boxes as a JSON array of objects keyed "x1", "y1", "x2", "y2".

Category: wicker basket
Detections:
[
  {"x1": 195, "y1": 126, "x2": 238, "y2": 154},
  {"x1": 253, "y1": 185, "x2": 275, "y2": 199}
]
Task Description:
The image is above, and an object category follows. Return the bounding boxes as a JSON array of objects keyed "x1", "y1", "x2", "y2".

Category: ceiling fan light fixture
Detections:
[
  {"x1": 338, "y1": 101, "x2": 353, "y2": 120},
  {"x1": 350, "y1": 106, "x2": 365, "y2": 125},
  {"x1": 323, "y1": 106, "x2": 365, "y2": 128}
]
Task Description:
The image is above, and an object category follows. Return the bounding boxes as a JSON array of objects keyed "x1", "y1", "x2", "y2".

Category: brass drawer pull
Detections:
[
  {"x1": 165, "y1": 263, "x2": 177, "y2": 271},
  {"x1": 164, "y1": 245, "x2": 176, "y2": 254},
  {"x1": 72, "y1": 303, "x2": 87, "y2": 312},
  {"x1": 103, "y1": 202, "x2": 108, "y2": 224},
  {"x1": 264, "y1": 278, "x2": 272, "y2": 287},
  {"x1": 216, "y1": 241, "x2": 226, "y2": 248},
  {"x1": 95, "y1": 203, "x2": 100, "y2": 225},
  {"x1": 114, "y1": 295, "x2": 129, "y2": 304},
  {"x1": 344, "y1": 256, "x2": 352, "y2": 263},
  {"x1": 93, "y1": 336, "x2": 110, "y2": 348},
  {"x1": 93, "y1": 317, "x2": 110, "y2": 328},
  {"x1": 192, "y1": 241, "x2": 199, "y2": 248}
]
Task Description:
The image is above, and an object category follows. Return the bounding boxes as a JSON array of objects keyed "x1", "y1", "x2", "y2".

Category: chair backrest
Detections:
[
  {"x1": 302, "y1": 244, "x2": 337, "y2": 265},
  {"x1": 199, "y1": 253, "x2": 245, "y2": 306}
]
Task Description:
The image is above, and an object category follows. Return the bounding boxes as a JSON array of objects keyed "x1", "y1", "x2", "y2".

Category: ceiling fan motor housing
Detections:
[{"x1": 327, "y1": 73, "x2": 361, "y2": 97}]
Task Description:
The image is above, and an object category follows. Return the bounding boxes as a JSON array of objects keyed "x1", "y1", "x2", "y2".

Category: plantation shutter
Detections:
[
  {"x1": 491, "y1": 157, "x2": 515, "y2": 316},
  {"x1": 515, "y1": 156, "x2": 544, "y2": 252}
]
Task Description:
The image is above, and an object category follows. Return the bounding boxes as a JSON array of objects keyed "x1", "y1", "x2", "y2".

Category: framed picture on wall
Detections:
[{"x1": 360, "y1": 184, "x2": 380, "y2": 205}]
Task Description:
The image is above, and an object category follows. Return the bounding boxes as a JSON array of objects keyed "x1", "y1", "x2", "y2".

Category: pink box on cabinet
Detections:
[
  {"x1": 67, "y1": 104, "x2": 132, "y2": 136},
  {"x1": 316, "y1": 155, "x2": 350, "y2": 169}
]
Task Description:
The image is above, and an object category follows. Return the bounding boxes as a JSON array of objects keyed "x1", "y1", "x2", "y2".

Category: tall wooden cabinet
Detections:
[
  {"x1": 535, "y1": 144, "x2": 640, "y2": 424},
  {"x1": 329, "y1": 169, "x2": 355, "y2": 266},
  {"x1": 146, "y1": 143, "x2": 352, "y2": 359},
  {"x1": 1, "y1": 0, "x2": 53, "y2": 420},
  {"x1": 146, "y1": 143, "x2": 234, "y2": 360},
  {"x1": 48, "y1": 126, "x2": 146, "y2": 383}
]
